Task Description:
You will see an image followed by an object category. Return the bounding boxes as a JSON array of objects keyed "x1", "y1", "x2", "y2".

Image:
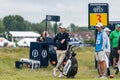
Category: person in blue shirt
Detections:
[{"x1": 95, "y1": 23, "x2": 108, "y2": 79}]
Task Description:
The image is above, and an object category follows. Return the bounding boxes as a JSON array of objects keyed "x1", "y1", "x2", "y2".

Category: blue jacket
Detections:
[{"x1": 95, "y1": 31, "x2": 108, "y2": 52}]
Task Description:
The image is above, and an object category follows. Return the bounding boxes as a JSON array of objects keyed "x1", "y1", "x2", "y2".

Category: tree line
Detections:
[
  {"x1": 0, "y1": 15, "x2": 91, "y2": 35},
  {"x1": 0, "y1": 15, "x2": 53, "y2": 34},
  {"x1": 0, "y1": 15, "x2": 95, "y2": 45}
]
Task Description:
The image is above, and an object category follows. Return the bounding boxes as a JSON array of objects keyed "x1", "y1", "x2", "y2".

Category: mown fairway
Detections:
[{"x1": 0, "y1": 47, "x2": 120, "y2": 80}]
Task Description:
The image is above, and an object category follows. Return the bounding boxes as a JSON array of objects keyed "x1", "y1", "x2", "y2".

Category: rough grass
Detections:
[{"x1": 0, "y1": 47, "x2": 120, "y2": 80}]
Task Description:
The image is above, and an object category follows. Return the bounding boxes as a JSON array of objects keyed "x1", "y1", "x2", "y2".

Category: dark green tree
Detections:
[
  {"x1": 0, "y1": 19, "x2": 5, "y2": 33},
  {"x1": 24, "y1": 21, "x2": 32, "y2": 31},
  {"x1": 31, "y1": 19, "x2": 52, "y2": 34},
  {"x1": 3, "y1": 15, "x2": 26, "y2": 31}
]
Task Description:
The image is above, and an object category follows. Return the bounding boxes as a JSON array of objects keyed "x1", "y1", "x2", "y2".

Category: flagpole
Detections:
[{"x1": 45, "y1": 15, "x2": 48, "y2": 31}]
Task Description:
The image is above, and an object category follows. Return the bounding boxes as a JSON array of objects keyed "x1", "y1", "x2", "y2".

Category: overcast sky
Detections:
[{"x1": 0, "y1": 0, "x2": 120, "y2": 27}]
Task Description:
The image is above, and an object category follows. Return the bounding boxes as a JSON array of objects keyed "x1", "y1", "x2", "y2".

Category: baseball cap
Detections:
[
  {"x1": 115, "y1": 24, "x2": 120, "y2": 28},
  {"x1": 59, "y1": 25, "x2": 66, "y2": 29},
  {"x1": 96, "y1": 22, "x2": 103, "y2": 27},
  {"x1": 104, "y1": 27, "x2": 111, "y2": 32}
]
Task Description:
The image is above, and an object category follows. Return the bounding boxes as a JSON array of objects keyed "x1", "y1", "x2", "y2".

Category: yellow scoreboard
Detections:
[{"x1": 88, "y1": 3, "x2": 109, "y2": 29}]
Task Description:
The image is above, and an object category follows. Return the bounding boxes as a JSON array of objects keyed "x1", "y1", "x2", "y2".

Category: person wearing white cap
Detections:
[
  {"x1": 104, "y1": 27, "x2": 111, "y2": 76},
  {"x1": 53, "y1": 25, "x2": 70, "y2": 78},
  {"x1": 104, "y1": 27, "x2": 111, "y2": 53},
  {"x1": 104, "y1": 27, "x2": 111, "y2": 35},
  {"x1": 96, "y1": 22, "x2": 103, "y2": 27},
  {"x1": 95, "y1": 22, "x2": 108, "y2": 78}
]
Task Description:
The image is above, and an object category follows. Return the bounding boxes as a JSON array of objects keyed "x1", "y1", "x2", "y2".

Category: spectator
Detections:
[
  {"x1": 53, "y1": 25, "x2": 70, "y2": 78},
  {"x1": 118, "y1": 37, "x2": 120, "y2": 72},
  {"x1": 43, "y1": 31, "x2": 50, "y2": 38},
  {"x1": 104, "y1": 27, "x2": 111, "y2": 76},
  {"x1": 109, "y1": 24, "x2": 120, "y2": 74},
  {"x1": 118, "y1": 37, "x2": 120, "y2": 54},
  {"x1": 36, "y1": 33, "x2": 45, "y2": 42},
  {"x1": 95, "y1": 23, "x2": 107, "y2": 78}
]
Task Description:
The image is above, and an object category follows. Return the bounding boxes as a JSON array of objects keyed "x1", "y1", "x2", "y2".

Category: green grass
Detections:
[{"x1": 0, "y1": 47, "x2": 119, "y2": 80}]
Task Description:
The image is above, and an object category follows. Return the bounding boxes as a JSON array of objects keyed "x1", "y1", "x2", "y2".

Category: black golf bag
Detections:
[{"x1": 62, "y1": 44, "x2": 78, "y2": 78}]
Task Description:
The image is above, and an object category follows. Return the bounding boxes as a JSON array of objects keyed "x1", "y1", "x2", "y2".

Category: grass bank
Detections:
[{"x1": 0, "y1": 47, "x2": 119, "y2": 80}]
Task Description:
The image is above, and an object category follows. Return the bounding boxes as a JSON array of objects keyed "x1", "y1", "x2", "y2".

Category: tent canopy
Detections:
[
  {"x1": 9, "y1": 31, "x2": 40, "y2": 37},
  {"x1": 17, "y1": 38, "x2": 36, "y2": 47}
]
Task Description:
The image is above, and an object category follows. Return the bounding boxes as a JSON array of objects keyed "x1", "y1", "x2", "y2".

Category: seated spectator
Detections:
[{"x1": 36, "y1": 33, "x2": 45, "y2": 42}]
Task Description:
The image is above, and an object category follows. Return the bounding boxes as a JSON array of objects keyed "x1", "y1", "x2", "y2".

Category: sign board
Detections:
[
  {"x1": 46, "y1": 15, "x2": 60, "y2": 35},
  {"x1": 88, "y1": 3, "x2": 109, "y2": 30},
  {"x1": 46, "y1": 15, "x2": 60, "y2": 21}
]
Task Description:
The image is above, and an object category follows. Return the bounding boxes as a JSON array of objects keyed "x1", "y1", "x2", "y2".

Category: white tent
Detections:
[
  {"x1": 17, "y1": 38, "x2": 36, "y2": 47},
  {"x1": 9, "y1": 31, "x2": 40, "y2": 42}
]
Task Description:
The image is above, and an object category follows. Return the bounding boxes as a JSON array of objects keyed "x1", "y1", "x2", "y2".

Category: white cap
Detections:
[
  {"x1": 59, "y1": 25, "x2": 66, "y2": 28},
  {"x1": 96, "y1": 22, "x2": 103, "y2": 27},
  {"x1": 104, "y1": 27, "x2": 111, "y2": 32}
]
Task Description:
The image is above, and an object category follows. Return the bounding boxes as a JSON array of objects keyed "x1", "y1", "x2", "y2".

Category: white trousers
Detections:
[
  {"x1": 105, "y1": 54, "x2": 109, "y2": 68},
  {"x1": 54, "y1": 50, "x2": 66, "y2": 71}
]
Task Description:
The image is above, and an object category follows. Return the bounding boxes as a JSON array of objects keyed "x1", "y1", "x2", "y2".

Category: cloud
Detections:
[{"x1": 0, "y1": 0, "x2": 83, "y2": 26}]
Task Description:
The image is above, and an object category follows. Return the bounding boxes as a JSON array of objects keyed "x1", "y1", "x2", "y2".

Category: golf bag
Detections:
[{"x1": 62, "y1": 44, "x2": 78, "y2": 78}]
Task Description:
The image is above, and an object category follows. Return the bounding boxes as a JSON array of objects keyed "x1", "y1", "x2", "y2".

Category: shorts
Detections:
[
  {"x1": 112, "y1": 48, "x2": 119, "y2": 59},
  {"x1": 95, "y1": 50, "x2": 106, "y2": 61}
]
